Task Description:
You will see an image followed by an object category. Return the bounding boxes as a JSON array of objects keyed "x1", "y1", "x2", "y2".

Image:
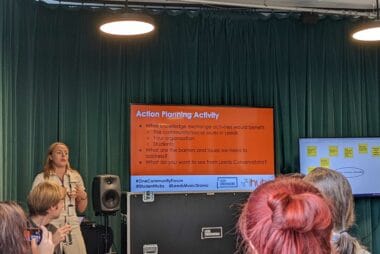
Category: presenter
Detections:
[{"x1": 32, "y1": 142, "x2": 87, "y2": 254}]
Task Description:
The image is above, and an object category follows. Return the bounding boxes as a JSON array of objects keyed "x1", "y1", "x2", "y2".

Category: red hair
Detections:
[{"x1": 238, "y1": 177, "x2": 333, "y2": 254}]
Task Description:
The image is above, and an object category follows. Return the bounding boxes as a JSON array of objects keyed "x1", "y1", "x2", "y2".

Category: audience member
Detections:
[
  {"x1": 304, "y1": 167, "x2": 370, "y2": 254},
  {"x1": 0, "y1": 201, "x2": 54, "y2": 254},
  {"x1": 27, "y1": 181, "x2": 72, "y2": 254},
  {"x1": 237, "y1": 177, "x2": 334, "y2": 254}
]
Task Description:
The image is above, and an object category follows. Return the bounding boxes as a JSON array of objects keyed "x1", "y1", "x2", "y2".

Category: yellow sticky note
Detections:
[
  {"x1": 307, "y1": 167, "x2": 316, "y2": 173},
  {"x1": 358, "y1": 144, "x2": 368, "y2": 154},
  {"x1": 372, "y1": 146, "x2": 380, "y2": 157},
  {"x1": 320, "y1": 158, "x2": 330, "y2": 168},
  {"x1": 329, "y1": 146, "x2": 338, "y2": 157},
  {"x1": 344, "y1": 147, "x2": 353, "y2": 158},
  {"x1": 307, "y1": 146, "x2": 317, "y2": 157}
]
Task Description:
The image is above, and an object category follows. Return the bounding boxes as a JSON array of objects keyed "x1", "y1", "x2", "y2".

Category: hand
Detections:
[
  {"x1": 75, "y1": 186, "x2": 87, "y2": 201},
  {"x1": 31, "y1": 225, "x2": 54, "y2": 254},
  {"x1": 53, "y1": 224, "x2": 72, "y2": 245},
  {"x1": 67, "y1": 186, "x2": 77, "y2": 199}
]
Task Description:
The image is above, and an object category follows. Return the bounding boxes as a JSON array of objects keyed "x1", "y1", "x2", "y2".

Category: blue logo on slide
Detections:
[{"x1": 217, "y1": 177, "x2": 238, "y2": 188}]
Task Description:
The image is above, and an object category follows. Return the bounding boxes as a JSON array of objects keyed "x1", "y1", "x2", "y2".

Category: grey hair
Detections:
[{"x1": 304, "y1": 167, "x2": 368, "y2": 254}]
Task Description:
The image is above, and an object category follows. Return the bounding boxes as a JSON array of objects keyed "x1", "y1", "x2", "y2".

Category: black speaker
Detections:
[{"x1": 92, "y1": 175, "x2": 121, "y2": 215}]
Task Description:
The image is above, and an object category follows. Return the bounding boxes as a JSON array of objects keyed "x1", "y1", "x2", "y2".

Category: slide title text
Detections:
[{"x1": 136, "y1": 110, "x2": 220, "y2": 120}]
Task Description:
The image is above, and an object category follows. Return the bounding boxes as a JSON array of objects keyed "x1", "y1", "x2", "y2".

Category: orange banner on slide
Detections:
[{"x1": 130, "y1": 104, "x2": 274, "y2": 175}]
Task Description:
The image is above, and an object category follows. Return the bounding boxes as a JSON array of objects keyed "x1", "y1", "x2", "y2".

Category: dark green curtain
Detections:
[{"x1": 1, "y1": 0, "x2": 380, "y2": 252}]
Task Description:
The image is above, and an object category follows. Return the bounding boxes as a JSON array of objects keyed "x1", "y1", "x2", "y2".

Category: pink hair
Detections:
[{"x1": 237, "y1": 177, "x2": 333, "y2": 254}]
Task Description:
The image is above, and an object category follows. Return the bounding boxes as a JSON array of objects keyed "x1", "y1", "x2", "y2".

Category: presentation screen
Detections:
[
  {"x1": 299, "y1": 137, "x2": 380, "y2": 196},
  {"x1": 130, "y1": 104, "x2": 275, "y2": 192}
]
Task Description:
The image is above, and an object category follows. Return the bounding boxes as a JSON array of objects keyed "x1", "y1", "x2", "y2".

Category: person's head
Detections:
[
  {"x1": 304, "y1": 167, "x2": 354, "y2": 232},
  {"x1": 0, "y1": 201, "x2": 29, "y2": 254},
  {"x1": 304, "y1": 167, "x2": 366, "y2": 254},
  {"x1": 43, "y1": 142, "x2": 70, "y2": 176},
  {"x1": 280, "y1": 172, "x2": 305, "y2": 179},
  {"x1": 237, "y1": 177, "x2": 333, "y2": 254},
  {"x1": 28, "y1": 181, "x2": 66, "y2": 218}
]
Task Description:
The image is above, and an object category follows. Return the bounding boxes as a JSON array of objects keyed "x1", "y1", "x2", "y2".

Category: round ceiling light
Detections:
[
  {"x1": 352, "y1": 20, "x2": 380, "y2": 41},
  {"x1": 99, "y1": 13, "x2": 155, "y2": 36}
]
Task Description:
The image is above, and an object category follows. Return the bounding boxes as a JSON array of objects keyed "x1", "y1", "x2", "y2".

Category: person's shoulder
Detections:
[
  {"x1": 68, "y1": 168, "x2": 80, "y2": 175},
  {"x1": 34, "y1": 171, "x2": 44, "y2": 178},
  {"x1": 68, "y1": 168, "x2": 84, "y2": 180},
  {"x1": 358, "y1": 247, "x2": 371, "y2": 254},
  {"x1": 32, "y1": 172, "x2": 45, "y2": 186}
]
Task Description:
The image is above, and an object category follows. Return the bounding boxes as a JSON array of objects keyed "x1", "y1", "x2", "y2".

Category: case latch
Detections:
[
  {"x1": 143, "y1": 244, "x2": 158, "y2": 254},
  {"x1": 142, "y1": 191, "x2": 155, "y2": 202}
]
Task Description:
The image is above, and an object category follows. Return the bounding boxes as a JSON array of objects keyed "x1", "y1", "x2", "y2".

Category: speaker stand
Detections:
[{"x1": 101, "y1": 214, "x2": 114, "y2": 254}]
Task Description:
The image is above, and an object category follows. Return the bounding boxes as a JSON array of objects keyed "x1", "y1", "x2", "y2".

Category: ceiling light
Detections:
[
  {"x1": 99, "y1": 13, "x2": 155, "y2": 36},
  {"x1": 351, "y1": 0, "x2": 380, "y2": 42},
  {"x1": 352, "y1": 20, "x2": 380, "y2": 41}
]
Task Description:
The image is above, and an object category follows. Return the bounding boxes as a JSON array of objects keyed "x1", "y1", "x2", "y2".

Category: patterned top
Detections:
[{"x1": 31, "y1": 169, "x2": 85, "y2": 229}]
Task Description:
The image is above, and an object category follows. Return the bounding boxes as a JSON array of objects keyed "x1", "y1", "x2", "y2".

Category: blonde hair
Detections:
[
  {"x1": 27, "y1": 181, "x2": 66, "y2": 216},
  {"x1": 43, "y1": 142, "x2": 71, "y2": 178},
  {"x1": 0, "y1": 201, "x2": 29, "y2": 254}
]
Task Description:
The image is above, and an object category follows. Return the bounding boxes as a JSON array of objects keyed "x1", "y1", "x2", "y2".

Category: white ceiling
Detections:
[
  {"x1": 40, "y1": 0, "x2": 379, "y2": 17},
  {"x1": 161, "y1": 0, "x2": 375, "y2": 10}
]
